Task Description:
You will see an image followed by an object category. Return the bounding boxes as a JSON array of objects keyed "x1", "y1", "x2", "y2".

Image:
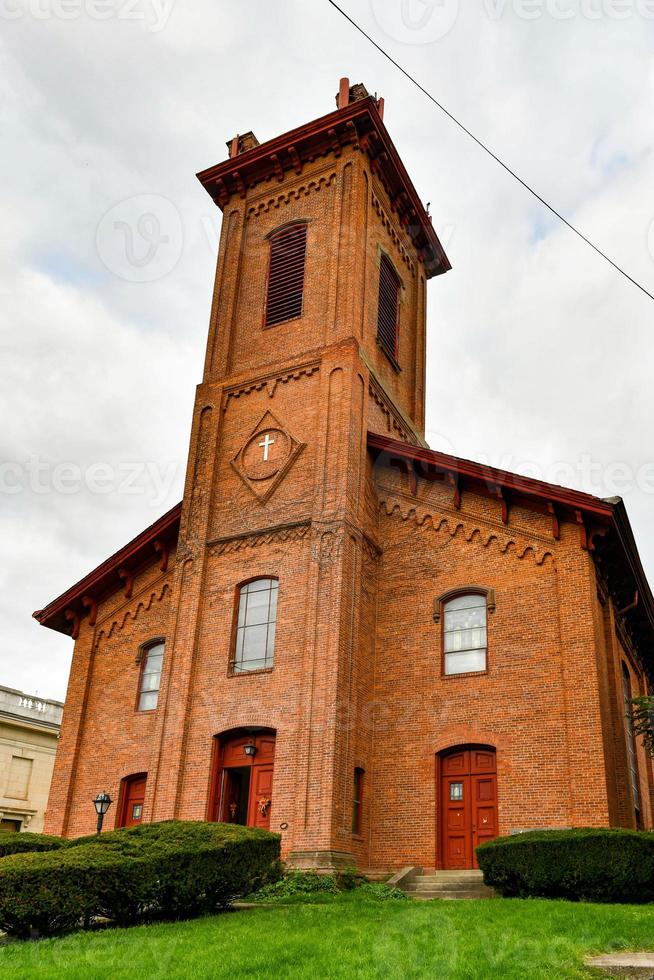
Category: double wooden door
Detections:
[
  {"x1": 440, "y1": 748, "x2": 497, "y2": 869},
  {"x1": 212, "y1": 732, "x2": 275, "y2": 831}
]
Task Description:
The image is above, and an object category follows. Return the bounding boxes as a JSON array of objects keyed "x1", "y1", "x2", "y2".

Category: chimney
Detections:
[
  {"x1": 335, "y1": 78, "x2": 383, "y2": 117},
  {"x1": 226, "y1": 131, "x2": 260, "y2": 159}
]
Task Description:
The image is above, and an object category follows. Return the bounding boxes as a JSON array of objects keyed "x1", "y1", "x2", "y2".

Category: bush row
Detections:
[
  {"x1": 0, "y1": 832, "x2": 67, "y2": 859},
  {"x1": 476, "y1": 828, "x2": 654, "y2": 903},
  {"x1": 0, "y1": 821, "x2": 280, "y2": 938}
]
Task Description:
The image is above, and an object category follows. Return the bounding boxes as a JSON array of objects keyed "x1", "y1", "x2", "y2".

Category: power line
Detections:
[{"x1": 326, "y1": 0, "x2": 654, "y2": 303}]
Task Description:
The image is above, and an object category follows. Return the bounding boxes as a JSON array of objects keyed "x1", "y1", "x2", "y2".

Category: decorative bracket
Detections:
[
  {"x1": 494, "y1": 486, "x2": 509, "y2": 525},
  {"x1": 575, "y1": 510, "x2": 588, "y2": 550},
  {"x1": 81, "y1": 595, "x2": 97, "y2": 627},
  {"x1": 118, "y1": 567, "x2": 133, "y2": 599},
  {"x1": 64, "y1": 608, "x2": 80, "y2": 640},
  {"x1": 547, "y1": 502, "x2": 560, "y2": 540},
  {"x1": 447, "y1": 472, "x2": 461, "y2": 510},
  {"x1": 618, "y1": 591, "x2": 639, "y2": 616},
  {"x1": 288, "y1": 145, "x2": 302, "y2": 175},
  {"x1": 154, "y1": 539, "x2": 169, "y2": 573}
]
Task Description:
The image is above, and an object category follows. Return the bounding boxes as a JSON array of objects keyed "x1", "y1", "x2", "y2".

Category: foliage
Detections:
[
  {"x1": 477, "y1": 827, "x2": 654, "y2": 903},
  {"x1": 248, "y1": 869, "x2": 341, "y2": 899},
  {"x1": 0, "y1": 821, "x2": 280, "y2": 938},
  {"x1": 0, "y1": 832, "x2": 67, "y2": 858},
  {"x1": 247, "y1": 866, "x2": 399, "y2": 902},
  {"x1": 630, "y1": 695, "x2": 654, "y2": 755},
  {"x1": 1, "y1": 892, "x2": 654, "y2": 979},
  {"x1": 355, "y1": 881, "x2": 409, "y2": 901}
]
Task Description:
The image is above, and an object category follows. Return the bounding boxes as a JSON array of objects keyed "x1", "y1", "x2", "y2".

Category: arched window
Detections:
[
  {"x1": 231, "y1": 579, "x2": 279, "y2": 674},
  {"x1": 137, "y1": 640, "x2": 164, "y2": 711},
  {"x1": 621, "y1": 662, "x2": 641, "y2": 819},
  {"x1": 442, "y1": 594, "x2": 488, "y2": 676},
  {"x1": 265, "y1": 224, "x2": 308, "y2": 327},
  {"x1": 377, "y1": 253, "x2": 401, "y2": 362}
]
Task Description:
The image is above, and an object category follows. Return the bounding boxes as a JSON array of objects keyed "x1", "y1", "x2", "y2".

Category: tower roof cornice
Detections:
[{"x1": 196, "y1": 96, "x2": 451, "y2": 279}]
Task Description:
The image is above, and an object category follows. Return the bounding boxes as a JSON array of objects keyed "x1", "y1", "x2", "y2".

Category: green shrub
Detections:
[
  {"x1": 356, "y1": 882, "x2": 409, "y2": 901},
  {"x1": 477, "y1": 828, "x2": 654, "y2": 903},
  {"x1": 0, "y1": 832, "x2": 66, "y2": 858},
  {"x1": 249, "y1": 869, "x2": 341, "y2": 899},
  {"x1": 0, "y1": 821, "x2": 280, "y2": 938}
]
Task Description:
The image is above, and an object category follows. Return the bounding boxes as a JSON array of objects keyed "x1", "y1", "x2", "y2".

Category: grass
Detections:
[{"x1": 0, "y1": 891, "x2": 652, "y2": 979}]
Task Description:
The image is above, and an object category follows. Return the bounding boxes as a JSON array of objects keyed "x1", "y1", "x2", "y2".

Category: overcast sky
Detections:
[{"x1": 1, "y1": 0, "x2": 653, "y2": 701}]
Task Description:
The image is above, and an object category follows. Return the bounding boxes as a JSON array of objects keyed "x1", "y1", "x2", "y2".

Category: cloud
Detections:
[{"x1": 1, "y1": 0, "x2": 653, "y2": 699}]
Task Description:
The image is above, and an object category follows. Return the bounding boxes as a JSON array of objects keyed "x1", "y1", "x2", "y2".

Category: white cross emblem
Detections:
[{"x1": 258, "y1": 433, "x2": 275, "y2": 461}]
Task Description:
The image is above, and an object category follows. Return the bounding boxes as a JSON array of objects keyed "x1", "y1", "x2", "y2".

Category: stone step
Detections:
[
  {"x1": 418, "y1": 870, "x2": 484, "y2": 879},
  {"x1": 412, "y1": 889, "x2": 494, "y2": 901},
  {"x1": 413, "y1": 878, "x2": 484, "y2": 888},
  {"x1": 414, "y1": 882, "x2": 492, "y2": 894}
]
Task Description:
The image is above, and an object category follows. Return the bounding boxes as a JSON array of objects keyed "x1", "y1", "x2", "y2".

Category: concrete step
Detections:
[
  {"x1": 412, "y1": 889, "x2": 494, "y2": 901},
  {"x1": 414, "y1": 882, "x2": 492, "y2": 894},
  {"x1": 418, "y1": 870, "x2": 484, "y2": 879}
]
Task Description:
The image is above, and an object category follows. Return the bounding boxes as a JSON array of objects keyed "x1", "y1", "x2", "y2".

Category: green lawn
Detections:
[{"x1": 0, "y1": 892, "x2": 652, "y2": 979}]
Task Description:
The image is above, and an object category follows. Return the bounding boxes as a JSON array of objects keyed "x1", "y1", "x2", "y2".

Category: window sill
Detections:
[
  {"x1": 352, "y1": 834, "x2": 364, "y2": 842},
  {"x1": 377, "y1": 339, "x2": 401, "y2": 374},
  {"x1": 134, "y1": 708, "x2": 157, "y2": 714},
  {"x1": 263, "y1": 313, "x2": 303, "y2": 330},
  {"x1": 441, "y1": 668, "x2": 489, "y2": 680},
  {"x1": 227, "y1": 666, "x2": 275, "y2": 678}
]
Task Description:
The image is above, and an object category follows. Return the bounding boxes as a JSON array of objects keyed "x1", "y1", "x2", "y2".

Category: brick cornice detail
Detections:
[
  {"x1": 93, "y1": 580, "x2": 172, "y2": 651},
  {"x1": 368, "y1": 380, "x2": 413, "y2": 444},
  {"x1": 208, "y1": 521, "x2": 311, "y2": 556},
  {"x1": 379, "y1": 494, "x2": 554, "y2": 566},
  {"x1": 246, "y1": 173, "x2": 337, "y2": 219},
  {"x1": 371, "y1": 190, "x2": 416, "y2": 276},
  {"x1": 223, "y1": 363, "x2": 320, "y2": 408}
]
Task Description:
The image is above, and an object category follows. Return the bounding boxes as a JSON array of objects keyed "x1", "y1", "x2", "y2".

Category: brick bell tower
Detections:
[{"x1": 147, "y1": 79, "x2": 451, "y2": 869}]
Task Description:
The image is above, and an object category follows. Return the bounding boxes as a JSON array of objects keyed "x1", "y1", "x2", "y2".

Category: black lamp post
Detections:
[{"x1": 93, "y1": 791, "x2": 112, "y2": 835}]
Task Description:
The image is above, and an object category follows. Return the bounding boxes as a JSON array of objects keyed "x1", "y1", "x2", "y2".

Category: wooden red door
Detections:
[
  {"x1": 120, "y1": 776, "x2": 146, "y2": 828},
  {"x1": 440, "y1": 748, "x2": 497, "y2": 869},
  {"x1": 210, "y1": 732, "x2": 275, "y2": 828},
  {"x1": 248, "y1": 765, "x2": 274, "y2": 830}
]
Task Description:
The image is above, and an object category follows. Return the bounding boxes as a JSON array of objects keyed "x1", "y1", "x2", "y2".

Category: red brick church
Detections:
[{"x1": 36, "y1": 80, "x2": 654, "y2": 871}]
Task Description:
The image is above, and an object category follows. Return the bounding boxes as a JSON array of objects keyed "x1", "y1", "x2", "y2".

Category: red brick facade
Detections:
[{"x1": 37, "y1": 82, "x2": 654, "y2": 870}]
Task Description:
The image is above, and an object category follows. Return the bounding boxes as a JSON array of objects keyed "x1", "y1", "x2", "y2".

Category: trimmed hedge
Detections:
[
  {"x1": 0, "y1": 832, "x2": 66, "y2": 858},
  {"x1": 477, "y1": 828, "x2": 654, "y2": 903},
  {"x1": 0, "y1": 820, "x2": 280, "y2": 938}
]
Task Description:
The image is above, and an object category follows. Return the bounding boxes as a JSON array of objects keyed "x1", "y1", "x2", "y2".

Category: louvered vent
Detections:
[
  {"x1": 265, "y1": 224, "x2": 308, "y2": 327},
  {"x1": 377, "y1": 254, "x2": 400, "y2": 359}
]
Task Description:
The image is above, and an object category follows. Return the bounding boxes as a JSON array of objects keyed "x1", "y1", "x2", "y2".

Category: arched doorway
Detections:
[
  {"x1": 439, "y1": 746, "x2": 497, "y2": 869},
  {"x1": 209, "y1": 729, "x2": 275, "y2": 831},
  {"x1": 117, "y1": 773, "x2": 147, "y2": 828}
]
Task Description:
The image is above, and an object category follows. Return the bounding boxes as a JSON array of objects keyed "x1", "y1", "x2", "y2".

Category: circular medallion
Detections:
[{"x1": 241, "y1": 428, "x2": 290, "y2": 481}]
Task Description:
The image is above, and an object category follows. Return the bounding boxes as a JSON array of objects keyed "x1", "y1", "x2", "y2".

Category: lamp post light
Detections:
[
  {"x1": 93, "y1": 791, "x2": 112, "y2": 835},
  {"x1": 243, "y1": 741, "x2": 257, "y2": 758}
]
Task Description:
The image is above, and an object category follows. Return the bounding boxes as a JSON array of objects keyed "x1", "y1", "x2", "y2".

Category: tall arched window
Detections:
[
  {"x1": 265, "y1": 224, "x2": 307, "y2": 327},
  {"x1": 377, "y1": 253, "x2": 401, "y2": 362},
  {"x1": 231, "y1": 578, "x2": 279, "y2": 674},
  {"x1": 137, "y1": 640, "x2": 164, "y2": 711},
  {"x1": 442, "y1": 594, "x2": 488, "y2": 675},
  {"x1": 621, "y1": 662, "x2": 641, "y2": 820}
]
